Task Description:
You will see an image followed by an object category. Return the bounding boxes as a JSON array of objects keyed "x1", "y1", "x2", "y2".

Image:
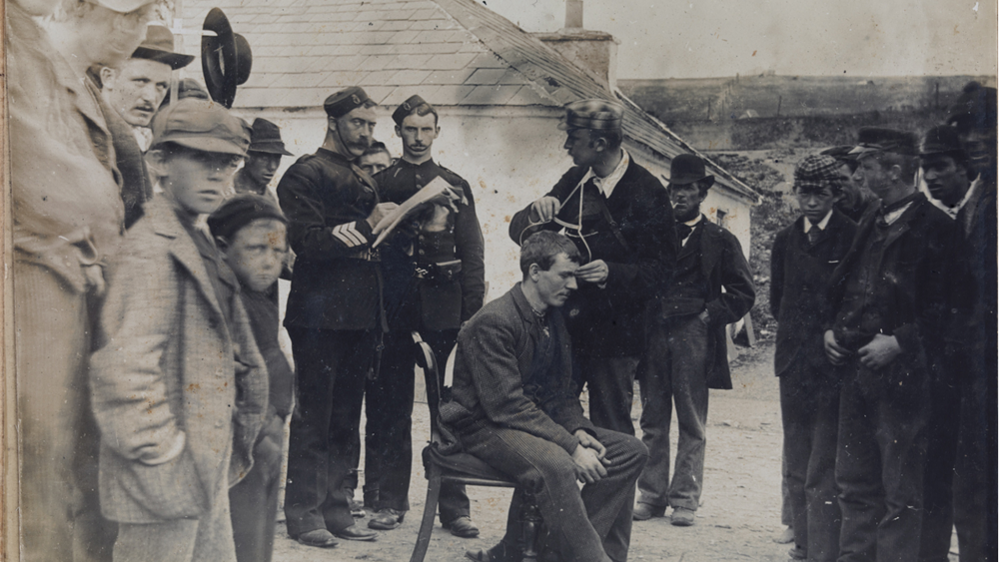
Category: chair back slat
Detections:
[{"x1": 411, "y1": 331, "x2": 442, "y2": 444}]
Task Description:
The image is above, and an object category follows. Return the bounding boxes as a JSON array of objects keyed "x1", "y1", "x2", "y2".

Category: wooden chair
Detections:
[{"x1": 409, "y1": 332, "x2": 543, "y2": 562}]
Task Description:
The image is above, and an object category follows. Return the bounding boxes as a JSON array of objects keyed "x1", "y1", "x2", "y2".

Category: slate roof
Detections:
[{"x1": 178, "y1": 0, "x2": 758, "y2": 201}]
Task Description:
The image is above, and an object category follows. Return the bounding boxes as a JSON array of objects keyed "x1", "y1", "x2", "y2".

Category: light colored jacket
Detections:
[{"x1": 90, "y1": 196, "x2": 268, "y2": 523}]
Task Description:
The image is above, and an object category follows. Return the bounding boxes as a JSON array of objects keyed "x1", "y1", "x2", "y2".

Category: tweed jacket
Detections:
[
  {"x1": 277, "y1": 148, "x2": 382, "y2": 331},
  {"x1": 829, "y1": 193, "x2": 965, "y2": 383},
  {"x1": 445, "y1": 284, "x2": 597, "y2": 455},
  {"x1": 90, "y1": 196, "x2": 268, "y2": 524},
  {"x1": 770, "y1": 210, "x2": 857, "y2": 377},
  {"x1": 375, "y1": 158, "x2": 486, "y2": 331},
  {"x1": 508, "y1": 157, "x2": 677, "y2": 357},
  {"x1": 658, "y1": 217, "x2": 756, "y2": 389}
]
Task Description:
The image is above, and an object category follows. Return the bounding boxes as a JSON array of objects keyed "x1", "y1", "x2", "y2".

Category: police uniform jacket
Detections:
[
  {"x1": 375, "y1": 158, "x2": 485, "y2": 331},
  {"x1": 277, "y1": 148, "x2": 381, "y2": 331},
  {"x1": 770, "y1": 209, "x2": 856, "y2": 378},
  {"x1": 508, "y1": 158, "x2": 677, "y2": 357}
]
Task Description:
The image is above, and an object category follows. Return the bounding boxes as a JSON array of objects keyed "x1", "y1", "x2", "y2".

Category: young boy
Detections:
[
  {"x1": 89, "y1": 98, "x2": 268, "y2": 562},
  {"x1": 770, "y1": 154, "x2": 857, "y2": 562},
  {"x1": 208, "y1": 194, "x2": 294, "y2": 562}
]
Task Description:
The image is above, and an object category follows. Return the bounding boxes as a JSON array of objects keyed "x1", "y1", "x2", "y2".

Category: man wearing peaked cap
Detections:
[
  {"x1": 233, "y1": 118, "x2": 295, "y2": 204},
  {"x1": 369, "y1": 94, "x2": 485, "y2": 536},
  {"x1": 277, "y1": 87, "x2": 397, "y2": 547},
  {"x1": 821, "y1": 145, "x2": 879, "y2": 223},
  {"x1": 825, "y1": 125, "x2": 969, "y2": 562},
  {"x1": 508, "y1": 99, "x2": 677, "y2": 556},
  {"x1": 635, "y1": 153, "x2": 754, "y2": 526},
  {"x1": 90, "y1": 97, "x2": 267, "y2": 562}
]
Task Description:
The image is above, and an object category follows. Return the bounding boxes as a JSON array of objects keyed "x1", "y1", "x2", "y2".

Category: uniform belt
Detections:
[{"x1": 347, "y1": 248, "x2": 380, "y2": 262}]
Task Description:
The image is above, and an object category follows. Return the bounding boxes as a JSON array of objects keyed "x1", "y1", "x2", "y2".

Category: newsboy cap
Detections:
[
  {"x1": 849, "y1": 127, "x2": 918, "y2": 156},
  {"x1": 559, "y1": 99, "x2": 624, "y2": 132},
  {"x1": 208, "y1": 193, "x2": 287, "y2": 241},
  {"x1": 392, "y1": 94, "x2": 431, "y2": 126},
  {"x1": 324, "y1": 87, "x2": 372, "y2": 119},
  {"x1": 150, "y1": 98, "x2": 251, "y2": 156},
  {"x1": 668, "y1": 154, "x2": 715, "y2": 188},
  {"x1": 132, "y1": 25, "x2": 195, "y2": 70},
  {"x1": 248, "y1": 118, "x2": 293, "y2": 156},
  {"x1": 794, "y1": 154, "x2": 843, "y2": 192},
  {"x1": 920, "y1": 125, "x2": 967, "y2": 158}
]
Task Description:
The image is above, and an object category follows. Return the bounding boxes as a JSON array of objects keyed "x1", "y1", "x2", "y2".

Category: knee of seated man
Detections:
[{"x1": 521, "y1": 454, "x2": 578, "y2": 492}]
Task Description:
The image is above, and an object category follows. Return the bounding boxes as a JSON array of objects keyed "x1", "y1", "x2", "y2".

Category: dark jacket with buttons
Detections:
[
  {"x1": 277, "y1": 148, "x2": 382, "y2": 331},
  {"x1": 770, "y1": 210, "x2": 857, "y2": 378},
  {"x1": 375, "y1": 158, "x2": 485, "y2": 331}
]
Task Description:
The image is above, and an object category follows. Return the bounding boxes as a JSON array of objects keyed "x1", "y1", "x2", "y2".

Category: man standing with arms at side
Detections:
[
  {"x1": 448, "y1": 231, "x2": 648, "y2": 562},
  {"x1": 368, "y1": 95, "x2": 485, "y2": 536},
  {"x1": 277, "y1": 87, "x2": 397, "y2": 548},
  {"x1": 825, "y1": 128, "x2": 962, "y2": 562},
  {"x1": 633, "y1": 154, "x2": 755, "y2": 526},
  {"x1": 509, "y1": 99, "x2": 677, "y2": 435}
]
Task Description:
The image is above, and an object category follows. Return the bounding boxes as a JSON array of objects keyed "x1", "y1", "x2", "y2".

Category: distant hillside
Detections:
[{"x1": 620, "y1": 75, "x2": 995, "y2": 123}]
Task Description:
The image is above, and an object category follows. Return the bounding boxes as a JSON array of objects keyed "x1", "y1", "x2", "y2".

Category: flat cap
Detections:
[
  {"x1": 849, "y1": 127, "x2": 918, "y2": 156},
  {"x1": 946, "y1": 82, "x2": 997, "y2": 134},
  {"x1": 208, "y1": 193, "x2": 287, "y2": 241},
  {"x1": 559, "y1": 99, "x2": 624, "y2": 132},
  {"x1": 819, "y1": 145, "x2": 857, "y2": 162},
  {"x1": 668, "y1": 153, "x2": 714, "y2": 188},
  {"x1": 132, "y1": 25, "x2": 195, "y2": 70},
  {"x1": 150, "y1": 98, "x2": 251, "y2": 156},
  {"x1": 794, "y1": 154, "x2": 842, "y2": 191},
  {"x1": 392, "y1": 94, "x2": 431, "y2": 125},
  {"x1": 920, "y1": 125, "x2": 967, "y2": 157},
  {"x1": 324, "y1": 86, "x2": 372, "y2": 119},
  {"x1": 248, "y1": 118, "x2": 293, "y2": 156}
]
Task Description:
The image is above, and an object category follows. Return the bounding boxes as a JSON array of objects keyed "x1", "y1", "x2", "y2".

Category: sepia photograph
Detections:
[{"x1": 3, "y1": 0, "x2": 996, "y2": 561}]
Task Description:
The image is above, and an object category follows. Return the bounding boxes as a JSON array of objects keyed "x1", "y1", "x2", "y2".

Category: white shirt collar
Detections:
[
  {"x1": 803, "y1": 210, "x2": 833, "y2": 233},
  {"x1": 680, "y1": 214, "x2": 703, "y2": 247},
  {"x1": 579, "y1": 149, "x2": 630, "y2": 199},
  {"x1": 944, "y1": 177, "x2": 981, "y2": 220},
  {"x1": 883, "y1": 202, "x2": 914, "y2": 225}
]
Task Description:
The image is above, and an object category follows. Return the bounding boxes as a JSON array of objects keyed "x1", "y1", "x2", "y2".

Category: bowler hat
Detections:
[
  {"x1": 920, "y1": 125, "x2": 967, "y2": 158},
  {"x1": 324, "y1": 87, "x2": 373, "y2": 119},
  {"x1": 668, "y1": 154, "x2": 715, "y2": 188},
  {"x1": 150, "y1": 98, "x2": 251, "y2": 156},
  {"x1": 202, "y1": 8, "x2": 253, "y2": 109},
  {"x1": 392, "y1": 94, "x2": 431, "y2": 125},
  {"x1": 248, "y1": 118, "x2": 293, "y2": 156},
  {"x1": 559, "y1": 99, "x2": 624, "y2": 132},
  {"x1": 208, "y1": 193, "x2": 287, "y2": 241},
  {"x1": 849, "y1": 127, "x2": 918, "y2": 156},
  {"x1": 132, "y1": 25, "x2": 194, "y2": 70}
]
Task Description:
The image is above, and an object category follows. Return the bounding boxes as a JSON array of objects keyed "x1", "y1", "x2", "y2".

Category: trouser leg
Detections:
[
  {"x1": 804, "y1": 375, "x2": 842, "y2": 562},
  {"x1": 367, "y1": 330, "x2": 415, "y2": 513},
  {"x1": 782, "y1": 455, "x2": 793, "y2": 527},
  {"x1": 918, "y1": 378, "x2": 961, "y2": 562},
  {"x1": 362, "y1": 385, "x2": 380, "y2": 506},
  {"x1": 954, "y1": 376, "x2": 988, "y2": 562},
  {"x1": 581, "y1": 428, "x2": 648, "y2": 562},
  {"x1": 461, "y1": 426, "x2": 612, "y2": 562},
  {"x1": 636, "y1": 319, "x2": 672, "y2": 507},
  {"x1": 230, "y1": 413, "x2": 284, "y2": 562},
  {"x1": 422, "y1": 329, "x2": 472, "y2": 523},
  {"x1": 836, "y1": 372, "x2": 883, "y2": 562},
  {"x1": 284, "y1": 328, "x2": 372, "y2": 536},
  {"x1": 666, "y1": 317, "x2": 709, "y2": 511},
  {"x1": 781, "y1": 373, "x2": 812, "y2": 555},
  {"x1": 583, "y1": 355, "x2": 640, "y2": 435}
]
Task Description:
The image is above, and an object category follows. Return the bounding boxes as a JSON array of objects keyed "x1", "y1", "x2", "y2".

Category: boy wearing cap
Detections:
[
  {"x1": 634, "y1": 154, "x2": 755, "y2": 526},
  {"x1": 358, "y1": 141, "x2": 393, "y2": 176},
  {"x1": 89, "y1": 98, "x2": 268, "y2": 562},
  {"x1": 208, "y1": 195, "x2": 294, "y2": 562},
  {"x1": 277, "y1": 86, "x2": 398, "y2": 546},
  {"x1": 824, "y1": 127, "x2": 963, "y2": 562},
  {"x1": 770, "y1": 155, "x2": 857, "y2": 561},
  {"x1": 366, "y1": 95, "x2": 485, "y2": 535},
  {"x1": 233, "y1": 118, "x2": 295, "y2": 203},
  {"x1": 509, "y1": 99, "x2": 677, "y2": 437}
]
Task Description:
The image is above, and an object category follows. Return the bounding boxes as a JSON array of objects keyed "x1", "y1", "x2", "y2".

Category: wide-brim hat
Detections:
[
  {"x1": 668, "y1": 153, "x2": 714, "y2": 187},
  {"x1": 132, "y1": 24, "x2": 194, "y2": 70},
  {"x1": 920, "y1": 125, "x2": 967, "y2": 158},
  {"x1": 248, "y1": 118, "x2": 293, "y2": 156},
  {"x1": 202, "y1": 8, "x2": 252, "y2": 109}
]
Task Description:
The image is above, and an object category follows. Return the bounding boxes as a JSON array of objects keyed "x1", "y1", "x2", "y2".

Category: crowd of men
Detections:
[{"x1": 7, "y1": 1, "x2": 997, "y2": 561}]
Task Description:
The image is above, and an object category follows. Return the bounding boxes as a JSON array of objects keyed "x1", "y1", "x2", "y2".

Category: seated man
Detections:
[{"x1": 443, "y1": 231, "x2": 648, "y2": 562}]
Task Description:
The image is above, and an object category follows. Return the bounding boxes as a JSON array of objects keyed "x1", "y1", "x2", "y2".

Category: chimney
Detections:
[{"x1": 533, "y1": 6, "x2": 619, "y2": 91}]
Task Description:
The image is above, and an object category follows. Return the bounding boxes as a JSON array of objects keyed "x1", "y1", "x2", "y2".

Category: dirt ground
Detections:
[{"x1": 270, "y1": 341, "x2": 803, "y2": 562}]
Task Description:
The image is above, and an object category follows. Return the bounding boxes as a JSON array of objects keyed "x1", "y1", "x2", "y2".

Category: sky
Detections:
[{"x1": 479, "y1": 0, "x2": 998, "y2": 79}]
